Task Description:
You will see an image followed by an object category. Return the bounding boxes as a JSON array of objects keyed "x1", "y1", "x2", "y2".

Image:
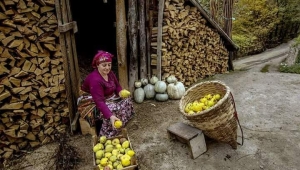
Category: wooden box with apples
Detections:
[{"x1": 92, "y1": 129, "x2": 138, "y2": 170}]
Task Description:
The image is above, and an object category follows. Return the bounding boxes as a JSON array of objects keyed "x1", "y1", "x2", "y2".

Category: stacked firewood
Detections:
[
  {"x1": 0, "y1": 0, "x2": 68, "y2": 159},
  {"x1": 151, "y1": 0, "x2": 229, "y2": 86}
]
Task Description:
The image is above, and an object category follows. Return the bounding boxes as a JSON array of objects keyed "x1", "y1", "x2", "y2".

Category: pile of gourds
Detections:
[{"x1": 133, "y1": 75, "x2": 186, "y2": 103}]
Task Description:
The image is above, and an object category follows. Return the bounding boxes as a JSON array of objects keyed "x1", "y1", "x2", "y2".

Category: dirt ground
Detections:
[{"x1": 3, "y1": 41, "x2": 300, "y2": 170}]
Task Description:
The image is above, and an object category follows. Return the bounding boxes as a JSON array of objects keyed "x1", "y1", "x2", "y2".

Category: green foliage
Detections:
[
  {"x1": 294, "y1": 34, "x2": 300, "y2": 47},
  {"x1": 232, "y1": 34, "x2": 256, "y2": 47},
  {"x1": 232, "y1": 0, "x2": 279, "y2": 42},
  {"x1": 198, "y1": 0, "x2": 300, "y2": 57},
  {"x1": 277, "y1": 0, "x2": 300, "y2": 23},
  {"x1": 260, "y1": 64, "x2": 270, "y2": 73}
]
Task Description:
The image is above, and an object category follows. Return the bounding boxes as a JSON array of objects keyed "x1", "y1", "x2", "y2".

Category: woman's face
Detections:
[{"x1": 97, "y1": 62, "x2": 112, "y2": 75}]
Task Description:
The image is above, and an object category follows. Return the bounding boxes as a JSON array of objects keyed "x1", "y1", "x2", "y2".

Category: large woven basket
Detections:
[{"x1": 179, "y1": 81, "x2": 240, "y2": 149}]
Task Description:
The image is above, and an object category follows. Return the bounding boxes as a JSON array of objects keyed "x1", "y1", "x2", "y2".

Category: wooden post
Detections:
[
  {"x1": 148, "y1": 10, "x2": 154, "y2": 78},
  {"x1": 156, "y1": 0, "x2": 165, "y2": 81},
  {"x1": 223, "y1": 0, "x2": 234, "y2": 71},
  {"x1": 116, "y1": 0, "x2": 129, "y2": 90},
  {"x1": 146, "y1": 0, "x2": 151, "y2": 79},
  {"x1": 55, "y1": 0, "x2": 76, "y2": 131},
  {"x1": 139, "y1": 0, "x2": 147, "y2": 79},
  {"x1": 128, "y1": 0, "x2": 138, "y2": 92},
  {"x1": 66, "y1": 0, "x2": 80, "y2": 100},
  {"x1": 210, "y1": 0, "x2": 218, "y2": 22},
  {"x1": 223, "y1": 0, "x2": 233, "y2": 38}
]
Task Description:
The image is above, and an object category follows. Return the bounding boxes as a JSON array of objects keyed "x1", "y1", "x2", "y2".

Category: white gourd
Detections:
[
  {"x1": 166, "y1": 75, "x2": 177, "y2": 84},
  {"x1": 155, "y1": 93, "x2": 169, "y2": 101},
  {"x1": 134, "y1": 81, "x2": 142, "y2": 88},
  {"x1": 134, "y1": 87, "x2": 145, "y2": 103},
  {"x1": 140, "y1": 78, "x2": 148, "y2": 86},
  {"x1": 154, "y1": 81, "x2": 167, "y2": 93},
  {"x1": 150, "y1": 75, "x2": 159, "y2": 85},
  {"x1": 167, "y1": 80, "x2": 186, "y2": 99},
  {"x1": 143, "y1": 84, "x2": 155, "y2": 99}
]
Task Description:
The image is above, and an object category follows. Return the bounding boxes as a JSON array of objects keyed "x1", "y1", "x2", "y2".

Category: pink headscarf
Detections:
[{"x1": 92, "y1": 50, "x2": 114, "y2": 68}]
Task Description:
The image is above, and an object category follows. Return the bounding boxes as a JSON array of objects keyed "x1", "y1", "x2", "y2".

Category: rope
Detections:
[{"x1": 230, "y1": 92, "x2": 244, "y2": 146}]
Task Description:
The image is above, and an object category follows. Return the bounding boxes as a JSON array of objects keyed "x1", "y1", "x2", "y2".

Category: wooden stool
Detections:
[
  {"x1": 167, "y1": 122, "x2": 207, "y2": 159},
  {"x1": 79, "y1": 117, "x2": 97, "y2": 136}
]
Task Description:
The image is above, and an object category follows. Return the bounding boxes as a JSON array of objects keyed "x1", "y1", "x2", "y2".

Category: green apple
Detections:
[
  {"x1": 109, "y1": 155, "x2": 117, "y2": 162},
  {"x1": 99, "y1": 136, "x2": 107, "y2": 144},
  {"x1": 105, "y1": 140, "x2": 112, "y2": 146},
  {"x1": 116, "y1": 164, "x2": 123, "y2": 169},
  {"x1": 96, "y1": 159, "x2": 101, "y2": 165},
  {"x1": 96, "y1": 150, "x2": 104, "y2": 159},
  {"x1": 104, "y1": 152, "x2": 112, "y2": 158},
  {"x1": 122, "y1": 141, "x2": 130, "y2": 149},
  {"x1": 113, "y1": 161, "x2": 120, "y2": 168},
  {"x1": 96, "y1": 143, "x2": 104, "y2": 150},
  {"x1": 112, "y1": 138, "x2": 120, "y2": 145},
  {"x1": 93, "y1": 145, "x2": 100, "y2": 152},
  {"x1": 112, "y1": 149, "x2": 119, "y2": 156},
  {"x1": 105, "y1": 144, "x2": 114, "y2": 153},
  {"x1": 116, "y1": 144, "x2": 122, "y2": 149},
  {"x1": 119, "y1": 148, "x2": 125, "y2": 154}
]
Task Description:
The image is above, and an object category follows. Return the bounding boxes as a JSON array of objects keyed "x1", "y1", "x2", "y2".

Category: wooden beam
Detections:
[
  {"x1": 139, "y1": 0, "x2": 147, "y2": 79},
  {"x1": 156, "y1": 0, "x2": 165, "y2": 80},
  {"x1": 223, "y1": 0, "x2": 234, "y2": 70},
  {"x1": 116, "y1": 0, "x2": 129, "y2": 90},
  {"x1": 146, "y1": 0, "x2": 151, "y2": 79},
  {"x1": 58, "y1": 21, "x2": 78, "y2": 33},
  {"x1": 66, "y1": 0, "x2": 80, "y2": 97},
  {"x1": 66, "y1": 0, "x2": 80, "y2": 132},
  {"x1": 55, "y1": 0, "x2": 75, "y2": 132},
  {"x1": 128, "y1": 0, "x2": 138, "y2": 92}
]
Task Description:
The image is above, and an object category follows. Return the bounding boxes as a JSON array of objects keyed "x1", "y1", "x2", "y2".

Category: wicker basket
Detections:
[{"x1": 179, "y1": 81, "x2": 240, "y2": 149}]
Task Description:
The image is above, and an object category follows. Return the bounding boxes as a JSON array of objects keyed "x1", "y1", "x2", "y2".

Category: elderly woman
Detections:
[{"x1": 79, "y1": 50, "x2": 134, "y2": 137}]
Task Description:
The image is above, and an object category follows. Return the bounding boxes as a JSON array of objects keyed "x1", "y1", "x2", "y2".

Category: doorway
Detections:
[{"x1": 70, "y1": 1, "x2": 118, "y2": 80}]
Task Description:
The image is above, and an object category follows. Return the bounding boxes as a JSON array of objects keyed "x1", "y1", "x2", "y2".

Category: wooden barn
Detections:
[{"x1": 0, "y1": 0, "x2": 238, "y2": 159}]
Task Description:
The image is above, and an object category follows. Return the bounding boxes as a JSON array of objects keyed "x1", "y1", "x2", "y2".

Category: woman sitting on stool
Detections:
[{"x1": 79, "y1": 50, "x2": 134, "y2": 137}]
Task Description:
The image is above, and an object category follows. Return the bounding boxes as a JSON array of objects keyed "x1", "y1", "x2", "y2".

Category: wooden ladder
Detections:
[{"x1": 167, "y1": 122, "x2": 207, "y2": 159}]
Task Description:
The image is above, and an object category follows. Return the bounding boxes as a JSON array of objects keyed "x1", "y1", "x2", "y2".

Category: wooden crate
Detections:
[{"x1": 92, "y1": 128, "x2": 138, "y2": 170}]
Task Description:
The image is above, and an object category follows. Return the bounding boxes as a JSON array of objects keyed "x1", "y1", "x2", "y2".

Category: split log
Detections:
[
  {"x1": 150, "y1": 0, "x2": 229, "y2": 85},
  {"x1": 0, "y1": 0, "x2": 69, "y2": 159}
]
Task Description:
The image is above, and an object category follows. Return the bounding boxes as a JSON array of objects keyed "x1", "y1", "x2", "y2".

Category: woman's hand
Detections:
[{"x1": 110, "y1": 115, "x2": 120, "y2": 128}]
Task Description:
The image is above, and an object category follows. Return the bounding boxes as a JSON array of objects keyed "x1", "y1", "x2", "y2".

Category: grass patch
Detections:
[
  {"x1": 260, "y1": 64, "x2": 270, "y2": 73},
  {"x1": 279, "y1": 64, "x2": 300, "y2": 74},
  {"x1": 279, "y1": 51, "x2": 300, "y2": 74}
]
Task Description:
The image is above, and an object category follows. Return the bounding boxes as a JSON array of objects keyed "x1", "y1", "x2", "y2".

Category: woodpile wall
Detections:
[
  {"x1": 151, "y1": 0, "x2": 229, "y2": 86},
  {"x1": 0, "y1": 0, "x2": 68, "y2": 159}
]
